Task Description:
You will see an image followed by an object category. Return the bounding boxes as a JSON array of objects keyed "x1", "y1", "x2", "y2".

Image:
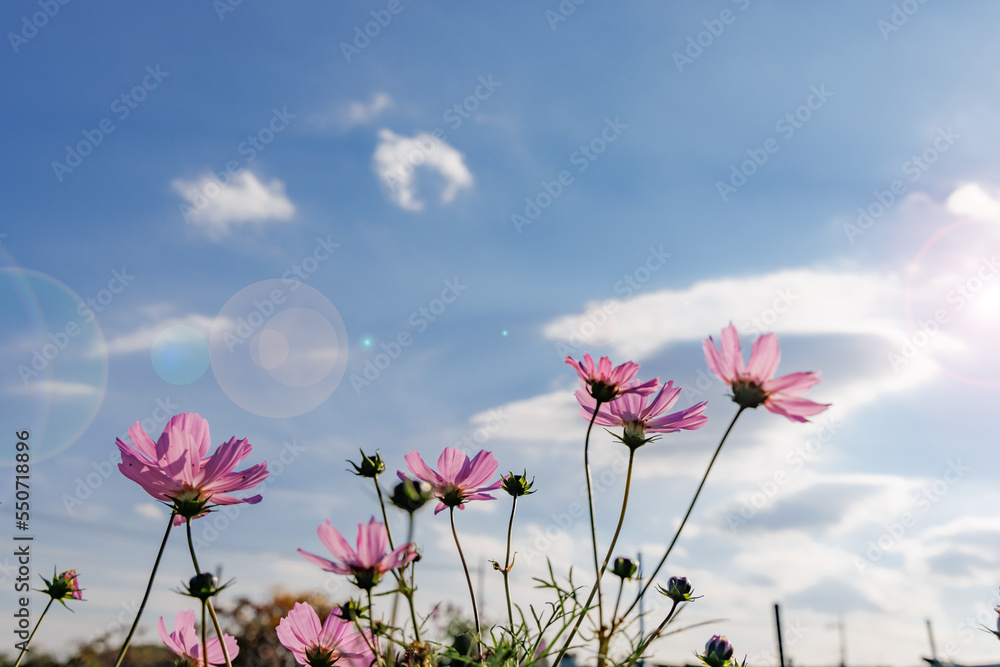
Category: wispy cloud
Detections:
[
  {"x1": 373, "y1": 129, "x2": 473, "y2": 211},
  {"x1": 544, "y1": 267, "x2": 907, "y2": 361},
  {"x1": 308, "y1": 92, "x2": 395, "y2": 130},
  {"x1": 4, "y1": 380, "x2": 102, "y2": 396},
  {"x1": 172, "y1": 171, "x2": 295, "y2": 237},
  {"x1": 105, "y1": 313, "x2": 214, "y2": 356}
]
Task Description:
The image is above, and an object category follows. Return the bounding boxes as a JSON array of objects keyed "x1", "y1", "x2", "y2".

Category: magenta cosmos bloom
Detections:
[
  {"x1": 703, "y1": 323, "x2": 830, "y2": 422},
  {"x1": 298, "y1": 517, "x2": 416, "y2": 591},
  {"x1": 277, "y1": 601, "x2": 374, "y2": 667},
  {"x1": 576, "y1": 380, "x2": 709, "y2": 449},
  {"x1": 399, "y1": 447, "x2": 502, "y2": 514},
  {"x1": 565, "y1": 353, "x2": 658, "y2": 402},
  {"x1": 117, "y1": 413, "x2": 269, "y2": 525},
  {"x1": 158, "y1": 610, "x2": 239, "y2": 666}
]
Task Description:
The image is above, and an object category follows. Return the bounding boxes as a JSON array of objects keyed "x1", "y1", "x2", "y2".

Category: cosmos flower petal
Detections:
[
  {"x1": 764, "y1": 396, "x2": 831, "y2": 422},
  {"x1": 763, "y1": 371, "x2": 822, "y2": 396},
  {"x1": 297, "y1": 548, "x2": 353, "y2": 575},
  {"x1": 720, "y1": 323, "x2": 745, "y2": 377},
  {"x1": 746, "y1": 333, "x2": 781, "y2": 380}
]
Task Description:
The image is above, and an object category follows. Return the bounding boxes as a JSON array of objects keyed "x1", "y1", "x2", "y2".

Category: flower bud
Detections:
[
  {"x1": 335, "y1": 599, "x2": 363, "y2": 622},
  {"x1": 188, "y1": 573, "x2": 219, "y2": 600},
  {"x1": 658, "y1": 576, "x2": 695, "y2": 602},
  {"x1": 180, "y1": 572, "x2": 231, "y2": 602},
  {"x1": 700, "y1": 635, "x2": 734, "y2": 667},
  {"x1": 38, "y1": 569, "x2": 83, "y2": 603},
  {"x1": 502, "y1": 470, "x2": 535, "y2": 497},
  {"x1": 348, "y1": 449, "x2": 385, "y2": 478},
  {"x1": 390, "y1": 479, "x2": 432, "y2": 514},
  {"x1": 611, "y1": 557, "x2": 638, "y2": 580}
]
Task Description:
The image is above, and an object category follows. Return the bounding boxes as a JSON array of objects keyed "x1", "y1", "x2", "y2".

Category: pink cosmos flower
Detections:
[
  {"x1": 158, "y1": 610, "x2": 239, "y2": 666},
  {"x1": 277, "y1": 601, "x2": 375, "y2": 667},
  {"x1": 703, "y1": 323, "x2": 830, "y2": 422},
  {"x1": 298, "y1": 517, "x2": 416, "y2": 590},
  {"x1": 116, "y1": 413, "x2": 269, "y2": 525},
  {"x1": 565, "y1": 353, "x2": 658, "y2": 402},
  {"x1": 399, "y1": 447, "x2": 502, "y2": 514},
  {"x1": 575, "y1": 380, "x2": 709, "y2": 448}
]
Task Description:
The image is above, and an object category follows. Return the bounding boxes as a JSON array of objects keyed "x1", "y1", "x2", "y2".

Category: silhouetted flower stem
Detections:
[
  {"x1": 185, "y1": 517, "x2": 233, "y2": 667},
  {"x1": 450, "y1": 507, "x2": 481, "y2": 652},
  {"x1": 624, "y1": 408, "x2": 744, "y2": 619},
  {"x1": 113, "y1": 511, "x2": 176, "y2": 667},
  {"x1": 13, "y1": 599, "x2": 53, "y2": 667}
]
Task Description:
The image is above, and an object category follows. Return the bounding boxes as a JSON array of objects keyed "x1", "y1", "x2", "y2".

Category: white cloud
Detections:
[
  {"x1": 105, "y1": 313, "x2": 214, "y2": 356},
  {"x1": 373, "y1": 129, "x2": 473, "y2": 211},
  {"x1": 344, "y1": 92, "x2": 394, "y2": 127},
  {"x1": 134, "y1": 502, "x2": 165, "y2": 522},
  {"x1": 4, "y1": 380, "x2": 101, "y2": 396},
  {"x1": 172, "y1": 171, "x2": 295, "y2": 236},
  {"x1": 544, "y1": 268, "x2": 909, "y2": 362},
  {"x1": 308, "y1": 92, "x2": 394, "y2": 129},
  {"x1": 946, "y1": 182, "x2": 1000, "y2": 221}
]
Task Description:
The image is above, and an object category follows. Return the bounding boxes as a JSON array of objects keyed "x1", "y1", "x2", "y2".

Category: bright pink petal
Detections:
[
  {"x1": 404, "y1": 450, "x2": 443, "y2": 487},
  {"x1": 202, "y1": 635, "x2": 239, "y2": 665},
  {"x1": 436, "y1": 447, "x2": 468, "y2": 483},
  {"x1": 703, "y1": 337, "x2": 730, "y2": 383},
  {"x1": 197, "y1": 437, "x2": 251, "y2": 486},
  {"x1": 317, "y1": 520, "x2": 358, "y2": 565},
  {"x1": 202, "y1": 461, "x2": 269, "y2": 496},
  {"x1": 619, "y1": 376, "x2": 658, "y2": 396},
  {"x1": 596, "y1": 355, "x2": 612, "y2": 379},
  {"x1": 298, "y1": 548, "x2": 353, "y2": 575},
  {"x1": 575, "y1": 387, "x2": 621, "y2": 426},
  {"x1": 746, "y1": 333, "x2": 781, "y2": 381},
  {"x1": 763, "y1": 371, "x2": 822, "y2": 396},
  {"x1": 126, "y1": 422, "x2": 159, "y2": 461},
  {"x1": 764, "y1": 396, "x2": 830, "y2": 422},
  {"x1": 646, "y1": 402, "x2": 709, "y2": 432},
  {"x1": 720, "y1": 323, "x2": 745, "y2": 377},
  {"x1": 383, "y1": 542, "x2": 418, "y2": 571},
  {"x1": 356, "y1": 519, "x2": 388, "y2": 569},
  {"x1": 458, "y1": 450, "x2": 499, "y2": 490},
  {"x1": 639, "y1": 382, "x2": 680, "y2": 420}
]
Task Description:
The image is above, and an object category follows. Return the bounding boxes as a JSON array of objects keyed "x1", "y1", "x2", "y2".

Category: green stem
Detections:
[
  {"x1": 502, "y1": 495, "x2": 518, "y2": 639},
  {"x1": 623, "y1": 407, "x2": 744, "y2": 620},
  {"x1": 13, "y1": 598, "x2": 53, "y2": 667},
  {"x1": 583, "y1": 401, "x2": 605, "y2": 629},
  {"x1": 376, "y1": 478, "x2": 395, "y2": 550},
  {"x1": 449, "y1": 507, "x2": 481, "y2": 647},
  {"x1": 368, "y1": 588, "x2": 384, "y2": 667},
  {"x1": 113, "y1": 511, "x2": 176, "y2": 667},
  {"x1": 553, "y1": 443, "x2": 637, "y2": 667},
  {"x1": 185, "y1": 517, "x2": 233, "y2": 667},
  {"x1": 625, "y1": 600, "x2": 680, "y2": 667},
  {"x1": 611, "y1": 577, "x2": 625, "y2": 630},
  {"x1": 404, "y1": 514, "x2": 422, "y2": 643},
  {"x1": 201, "y1": 601, "x2": 208, "y2": 667}
]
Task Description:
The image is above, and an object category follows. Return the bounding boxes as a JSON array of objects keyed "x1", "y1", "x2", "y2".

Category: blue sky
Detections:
[{"x1": 4, "y1": 1, "x2": 1000, "y2": 664}]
